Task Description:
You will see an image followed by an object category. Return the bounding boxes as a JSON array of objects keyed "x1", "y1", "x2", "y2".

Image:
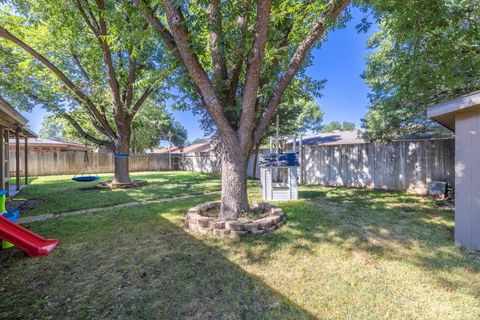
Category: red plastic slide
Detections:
[{"x1": 0, "y1": 215, "x2": 58, "y2": 257}]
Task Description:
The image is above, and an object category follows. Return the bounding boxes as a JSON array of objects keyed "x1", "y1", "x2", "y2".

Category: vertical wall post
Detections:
[
  {"x1": 4, "y1": 129, "x2": 9, "y2": 198},
  {"x1": 275, "y1": 115, "x2": 279, "y2": 154},
  {"x1": 24, "y1": 136, "x2": 28, "y2": 185},
  {"x1": 0, "y1": 126, "x2": 4, "y2": 192},
  {"x1": 15, "y1": 128, "x2": 20, "y2": 191},
  {"x1": 299, "y1": 136, "x2": 303, "y2": 184}
]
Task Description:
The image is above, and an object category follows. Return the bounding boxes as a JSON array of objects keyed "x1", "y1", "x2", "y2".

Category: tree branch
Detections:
[
  {"x1": 73, "y1": 0, "x2": 100, "y2": 36},
  {"x1": 61, "y1": 112, "x2": 112, "y2": 147},
  {"x1": 71, "y1": 53, "x2": 92, "y2": 84},
  {"x1": 208, "y1": 0, "x2": 228, "y2": 94},
  {"x1": 0, "y1": 26, "x2": 116, "y2": 139},
  {"x1": 128, "y1": 85, "x2": 154, "y2": 121},
  {"x1": 256, "y1": 0, "x2": 311, "y2": 97},
  {"x1": 95, "y1": 0, "x2": 123, "y2": 113},
  {"x1": 226, "y1": 0, "x2": 250, "y2": 106},
  {"x1": 253, "y1": 0, "x2": 350, "y2": 145},
  {"x1": 238, "y1": 0, "x2": 272, "y2": 150},
  {"x1": 131, "y1": 0, "x2": 183, "y2": 63},
  {"x1": 124, "y1": 51, "x2": 137, "y2": 109},
  {"x1": 162, "y1": 0, "x2": 235, "y2": 139}
]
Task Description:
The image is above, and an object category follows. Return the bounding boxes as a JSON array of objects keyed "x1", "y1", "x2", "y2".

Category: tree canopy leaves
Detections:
[
  {"x1": 0, "y1": 0, "x2": 175, "y2": 148},
  {"x1": 362, "y1": 0, "x2": 480, "y2": 140},
  {"x1": 320, "y1": 120, "x2": 355, "y2": 132}
]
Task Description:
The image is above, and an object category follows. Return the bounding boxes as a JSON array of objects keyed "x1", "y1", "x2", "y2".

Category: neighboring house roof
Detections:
[
  {"x1": 295, "y1": 131, "x2": 367, "y2": 146},
  {"x1": 287, "y1": 130, "x2": 452, "y2": 147},
  {"x1": 151, "y1": 146, "x2": 180, "y2": 154},
  {"x1": 182, "y1": 141, "x2": 212, "y2": 153},
  {"x1": 394, "y1": 133, "x2": 453, "y2": 141},
  {"x1": 153, "y1": 141, "x2": 212, "y2": 154},
  {"x1": 9, "y1": 137, "x2": 94, "y2": 151}
]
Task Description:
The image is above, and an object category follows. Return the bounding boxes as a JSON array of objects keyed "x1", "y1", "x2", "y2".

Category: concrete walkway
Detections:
[{"x1": 18, "y1": 191, "x2": 221, "y2": 224}]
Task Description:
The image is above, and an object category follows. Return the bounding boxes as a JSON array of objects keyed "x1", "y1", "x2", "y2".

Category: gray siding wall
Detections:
[{"x1": 454, "y1": 111, "x2": 480, "y2": 249}]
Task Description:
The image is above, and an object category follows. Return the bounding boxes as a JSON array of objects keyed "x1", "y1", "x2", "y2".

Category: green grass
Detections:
[
  {"x1": 1, "y1": 174, "x2": 480, "y2": 319},
  {"x1": 11, "y1": 171, "x2": 224, "y2": 216}
]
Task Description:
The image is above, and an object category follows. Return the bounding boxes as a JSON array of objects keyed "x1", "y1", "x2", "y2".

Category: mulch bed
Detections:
[{"x1": 80, "y1": 180, "x2": 148, "y2": 190}]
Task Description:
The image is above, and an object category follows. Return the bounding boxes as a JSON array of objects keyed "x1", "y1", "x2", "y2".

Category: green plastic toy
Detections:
[{"x1": 0, "y1": 190, "x2": 14, "y2": 249}]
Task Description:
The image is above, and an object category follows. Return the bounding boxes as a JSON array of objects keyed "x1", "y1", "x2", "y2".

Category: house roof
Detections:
[
  {"x1": 427, "y1": 91, "x2": 480, "y2": 131},
  {"x1": 0, "y1": 96, "x2": 37, "y2": 137},
  {"x1": 151, "y1": 147, "x2": 178, "y2": 154},
  {"x1": 294, "y1": 131, "x2": 367, "y2": 146},
  {"x1": 153, "y1": 141, "x2": 212, "y2": 154},
  {"x1": 183, "y1": 141, "x2": 212, "y2": 153},
  {"x1": 9, "y1": 137, "x2": 94, "y2": 150}
]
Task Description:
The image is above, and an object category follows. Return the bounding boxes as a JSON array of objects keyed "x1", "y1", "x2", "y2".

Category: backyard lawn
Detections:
[
  {"x1": 11, "y1": 171, "x2": 223, "y2": 216},
  {"x1": 1, "y1": 172, "x2": 480, "y2": 319}
]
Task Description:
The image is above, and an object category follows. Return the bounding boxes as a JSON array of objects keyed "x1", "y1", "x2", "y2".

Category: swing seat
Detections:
[{"x1": 72, "y1": 176, "x2": 101, "y2": 182}]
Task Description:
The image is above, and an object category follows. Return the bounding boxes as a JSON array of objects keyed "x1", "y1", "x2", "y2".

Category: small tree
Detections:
[
  {"x1": 320, "y1": 120, "x2": 355, "y2": 132},
  {"x1": 133, "y1": 0, "x2": 351, "y2": 218},
  {"x1": 0, "y1": 0, "x2": 174, "y2": 183}
]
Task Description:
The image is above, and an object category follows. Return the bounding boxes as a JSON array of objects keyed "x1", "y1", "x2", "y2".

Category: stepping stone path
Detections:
[{"x1": 18, "y1": 192, "x2": 221, "y2": 224}]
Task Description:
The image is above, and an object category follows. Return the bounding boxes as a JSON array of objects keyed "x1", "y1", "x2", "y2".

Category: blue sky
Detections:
[{"x1": 22, "y1": 7, "x2": 376, "y2": 142}]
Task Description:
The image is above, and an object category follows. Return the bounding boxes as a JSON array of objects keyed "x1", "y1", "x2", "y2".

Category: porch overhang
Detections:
[{"x1": 427, "y1": 91, "x2": 480, "y2": 132}]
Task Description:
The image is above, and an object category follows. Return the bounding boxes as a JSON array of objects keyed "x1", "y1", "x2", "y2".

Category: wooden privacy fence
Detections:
[
  {"x1": 179, "y1": 153, "x2": 221, "y2": 174},
  {"x1": 9, "y1": 152, "x2": 182, "y2": 176},
  {"x1": 178, "y1": 138, "x2": 455, "y2": 195},
  {"x1": 300, "y1": 139, "x2": 454, "y2": 194},
  {"x1": 9, "y1": 138, "x2": 455, "y2": 194},
  {"x1": 177, "y1": 150, "x2": 267, "y2": 178}
]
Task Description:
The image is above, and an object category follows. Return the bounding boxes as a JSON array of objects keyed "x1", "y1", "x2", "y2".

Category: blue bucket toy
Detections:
[{"x1": 2, "y1": 209, "x2": 20, "y2": 249}]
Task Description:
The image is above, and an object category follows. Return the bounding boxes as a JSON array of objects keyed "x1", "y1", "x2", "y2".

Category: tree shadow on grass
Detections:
[
  {"x1": 242, "y1": 187, "x2": 480, "y2": 300},
  {"x1": 12, "y1": 172, "x2": 223, "y2": 217},
  {"x1": 0, "y1": 203, "x2": 315, "y2": 320}
]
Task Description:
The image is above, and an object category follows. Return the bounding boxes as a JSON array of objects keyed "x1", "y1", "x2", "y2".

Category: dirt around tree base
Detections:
[
  {"x1": 185, "y1": 201, "x2": 286, "y2": 239},
  {"x1": 6, "y1": 199, "x2": 42, "y2": 213},
  {"x1": 96, "y1": 180, "x2": 148, "y2": 190}
]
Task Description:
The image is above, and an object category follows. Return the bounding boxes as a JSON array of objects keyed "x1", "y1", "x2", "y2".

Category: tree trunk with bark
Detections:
[
  {"x1": 219, "y1": 143, "x2": 250, "y2": 220},
  {"x1": 113, "y1": 138, "x2": 131, "y2": 184},
  {"x1": 111, "y1": 118, "x2": 132, "y2": 183}
]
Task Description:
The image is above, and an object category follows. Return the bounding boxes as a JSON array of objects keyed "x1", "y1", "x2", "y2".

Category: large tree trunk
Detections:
[
  {"x1": 219, "y1": 145, "x2": 250, "y2": 220},
  {"x1": 113, "y1": 133, "x2": 131, "y2": 184}
]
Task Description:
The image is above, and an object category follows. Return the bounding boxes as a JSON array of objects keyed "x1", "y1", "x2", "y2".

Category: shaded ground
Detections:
[
  {"x1": 1, "y1": 174, "x2": 480, "y2": 319},
  {"x1": 9, "y1": 171, "x2": 224, "y2": 216}
]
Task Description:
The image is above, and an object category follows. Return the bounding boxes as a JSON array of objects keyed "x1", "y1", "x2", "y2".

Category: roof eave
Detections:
[
  {"x1": 427, "y1": 91, "x2": 480, "y2": 132},
  {"x1": 0, "y1": 96, "x2": 29, "y2": 126}
]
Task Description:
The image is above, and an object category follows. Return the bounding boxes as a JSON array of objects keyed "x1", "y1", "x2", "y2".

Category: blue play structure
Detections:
[
  {"x1": 0, "y1": 189, "x2": 58, "y2": 256},
  {"x1": 72, "y1": 143, "x2": 101, "y2": 182},
  {"x1": 3, "y1": 210, "x2": 19, "y2": 222},
  {"x1": 72, "y1": 176, "x2": 100, "y2": 182},
  {"x1": 0, "y1": 189, "x2": 20, "y2": 249},
  {"x1": 258, "y1": 153, "x2": 300, "y2": 167}
]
